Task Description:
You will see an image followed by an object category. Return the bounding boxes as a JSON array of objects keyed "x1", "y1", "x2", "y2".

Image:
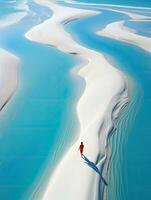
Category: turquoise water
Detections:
[
  {"x1": 65, "y1": 6, "x2": 151, "y2": 200},
  {"x1": 74, "y1": 0, "x2": 151, "y2": 7},
  {"x1": 1, "y1": 0, "x2": 151, "y2": 199},
  {"x1": 125, "y1": 21, "x2": 151, "y2": 38},
  {"x1": 0, "y1": 1, "x2": 83, "y2": 199}
]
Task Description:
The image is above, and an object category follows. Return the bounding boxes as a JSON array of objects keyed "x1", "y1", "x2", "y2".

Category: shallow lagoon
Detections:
[
  {"x1": 0, "y1": 0, "x2": 151, "y2": 199},
  {"x1": 65, "y1": 6, "x2": 151, "y2": 200},
  {"x1": 0, "y1": 1, "x2": 83, "y2": 199}
]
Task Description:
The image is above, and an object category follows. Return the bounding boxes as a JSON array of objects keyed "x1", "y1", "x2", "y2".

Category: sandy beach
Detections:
[
  {"x1": 97, "y1": 6, "x2": 151, "y2": 53},
  {"x1": 98, "y1": 20, "x2": 151, "y2": 53},
  {"x1": 0, "y1": 0, "x2": 29, "y2": 28},
  {"x1": 0, "y1": 12, "x2": 27, "y2": 28},
  {"x1": 0, "y1": 0, "x2": 151, "y2": 199},
  {"x1": 26, "y1": 0, "x2": 128, "y2": 199}
]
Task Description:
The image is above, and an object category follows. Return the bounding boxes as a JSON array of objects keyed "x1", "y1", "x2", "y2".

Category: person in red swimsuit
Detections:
[{"x1": 78, "y1": 142, "x2": 84, "y2": 157}]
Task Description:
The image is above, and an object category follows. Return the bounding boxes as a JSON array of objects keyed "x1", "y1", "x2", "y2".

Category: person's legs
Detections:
[
  {"x1": 80, "y1": 149, "x2": 82, "y2": 157},
  {"x1": 80, "y1": 148, "x2": 84, "y2": 157}
]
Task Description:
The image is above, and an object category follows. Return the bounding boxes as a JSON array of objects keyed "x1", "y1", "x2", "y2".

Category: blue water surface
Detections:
[
  {"x1": 74, "y1": 0, "x2": 151, "y2": 7},
  {"x1": 0, "y1": 1, "x2": 83, "y2": 199},
  {"x1": 65, "y1": 6, "x2": 151, "y2": 200},
  {"x1": 125, "y1": 21, "x2": 151, "y2": 38},
  {"x1": 1, "y1": 0, "x2": 151, "y2": 199}
]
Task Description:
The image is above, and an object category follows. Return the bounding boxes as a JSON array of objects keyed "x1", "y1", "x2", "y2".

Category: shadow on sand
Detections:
[{"x1": 82, "y1": 155, "x2": 108, "y2": 186}]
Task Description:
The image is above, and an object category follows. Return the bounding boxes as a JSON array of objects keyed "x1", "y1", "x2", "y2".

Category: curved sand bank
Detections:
[
  {"x1": 0, "y1": 0, "x2": 29, "y2": 28},
  {"x1": 0, "y1": 12, "x2": 27, "y2": 28},
  {"x1": 26, "y1": 0, "x2": 128, "y2": 199},
  {"x1": 0, "y1": 48, "x2": 19, "y2": 111},
  {"x1": 98, "y1": 20, "x2": 151, "y2": 53},
  {"x1": 65, "y1": 0, "x2": 151, "y2": 19},
  {"x1": 100, "y1": 7, "x2": 151, "y2": 20},
  {"x1": 64, "y1": 0, "x2": 151, "y2": 10}
]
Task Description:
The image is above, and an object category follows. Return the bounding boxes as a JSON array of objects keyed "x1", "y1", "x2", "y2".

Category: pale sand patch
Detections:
[
  {"x1": 26, "y1": 0, "x2": 128, "y2": 199},
  {"x1": 64, "y1": 0, "x2": 151, "y2": 10},
  {"x1": 0, "y1": 12, "x2": 27, "y2": 27},
  {"x1": 98, "y1": 20, "x2": 151, "y2": 53},
  {"x1": 64, "y1": 0, "x2": 151, "y2": 20}
]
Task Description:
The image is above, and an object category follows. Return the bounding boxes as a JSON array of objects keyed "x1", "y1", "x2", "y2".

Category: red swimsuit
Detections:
[{"x1": 79, "y1": 144, "x2": 84, "y2": 155}]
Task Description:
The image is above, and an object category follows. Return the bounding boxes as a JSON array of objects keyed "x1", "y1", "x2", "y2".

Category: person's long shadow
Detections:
[{"x1": 82, "y1": 155, "x2": 108, "y2": 186}]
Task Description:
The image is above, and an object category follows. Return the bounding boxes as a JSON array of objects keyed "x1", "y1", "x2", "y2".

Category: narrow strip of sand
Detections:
[
  {"x1": 98, "y1": 20, "x2": 151, "y2": 53},
  {"x1": 0, "y1": 48, "x2": 19, "y2": 111},
  {"x1": 64, "y1": 0, "x2": 151, "y2": 10},
  {"x1": 0, "y1": 0, "x2": 29, "y2": 28},
  {"x1": 26, "y1": 0, "x2": 128, "y2": 199},
  {"x1": 0, "y1": 12, "x2": 27, "y2": 27},
  {"x1": 64, "y1": 0, "x2": 151, "y2": 20}
]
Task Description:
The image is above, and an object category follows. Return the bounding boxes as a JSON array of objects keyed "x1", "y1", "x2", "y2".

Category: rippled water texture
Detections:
[
  {"x1": 65, "y1": 2, "x2": 151, "y2": 199},
  {"x1": 0, "y1": 1, "x2": 82, "y2": 199},
  {"x1": 0, "y1": 0, "x2": 151, "y2": 200}
]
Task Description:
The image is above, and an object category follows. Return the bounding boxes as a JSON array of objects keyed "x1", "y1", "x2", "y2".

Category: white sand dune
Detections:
[
  {"x1": 0, "y1": 48, "x2": 19, "y2": 111},
  {"x1": 98, "y1": 20, "x2": 151, "y2": 53},
  {"x1": 26, "y1": 0, "x2": 128, "y2": 199}
]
